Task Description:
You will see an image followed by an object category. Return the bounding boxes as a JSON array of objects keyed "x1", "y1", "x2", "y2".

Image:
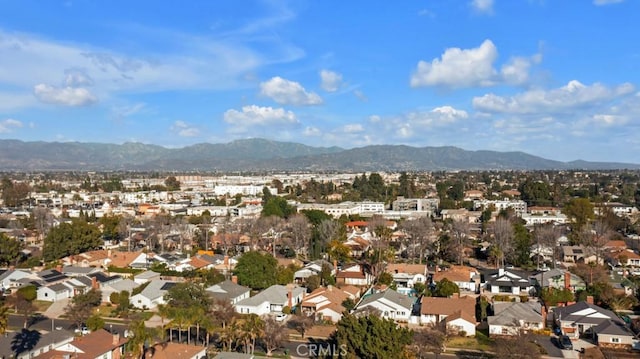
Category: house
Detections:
[
  {"x1": 530, "y1": 269, "x2": 586, "y2": 293},
  {"x1": 103, "y1": 279, "x2": 139, "y2": 303},
  {"x1": 130, "y1": 279, "x2": 178, "y2": 310},
  {"x1": 609, "y1": 249, "x2": 640, "y2": 268},
  {"x1": 554, "y1": 299, "x2": 637, "y2": 348},
  {"x1": 62, "y1": 249, "x2": 109, "y2": 267},
  {"x1": 133, "y1": 270, "x2": 161, "y2": 284},
  {"x1": 144, "y1": 342, "x2": 207, "y2": 359},
  {"x1": 488, "y1": 301, "x2": 545, "y2": 337},
  {"x1": 37, "y1": 282, "x2": 74, "y2": 302},
  {"x1": 432, "y1": 265, "x2": 480, "y2": 292},
  {"x1": 294, "y1": 260, "x2": 334, "y2": 282},
  {"x1": 301, "y1": 285, "x2": 357, "y2": 322},
  {"x1": 385, "y1": 263, "x2": 427, "y2": 296},
  {"x1": 235, "y1": 284, "x2": 305, "y2": 315},
  {"x1": 0, "y1": 329, "x2": 74, "y2": 359},
  {"x1": 419, "y1": 294, "x2": 476, "y2": 336},
  {"x1": 103, "y1": 250, "x2": 142, "y2": 269},
  {"x1": 38, "y1": 329, "x2": 128, "y2": 359},
  {"x1": 482, "y1": 268, "x2": 533, "y2": 295},
  {"x1": 0, "y1": 268, "x2": 34, "y2": 293},
  {"x1": 336, "y1": 264, "x2": 374, "y2": 286},
  {"x1": 354, "y1": 288, "x2": 415, "y2": 322},
  {"x1": 205, "y1": 278, "x2": 251, "y2": 305},
  {"x1": 60, "y1": 265, "x2": 103, "y2": 277},
  {"x1": 562, "y1": 245, "x2": 599, "y2": 264}
]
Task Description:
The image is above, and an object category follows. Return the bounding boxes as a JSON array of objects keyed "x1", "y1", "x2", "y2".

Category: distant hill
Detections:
[{"x1": 0, "y1": 138, "x2": 637, "y2": 171}]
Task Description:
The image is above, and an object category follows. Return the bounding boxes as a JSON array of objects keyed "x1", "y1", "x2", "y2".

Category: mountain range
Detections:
[{"x1": 0, "y1": 138, "x2": 637, "y2": 172}]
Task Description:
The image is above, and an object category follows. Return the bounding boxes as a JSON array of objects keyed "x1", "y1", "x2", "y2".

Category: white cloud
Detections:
[
  {"x1": 411, "y1": 40, "x2": 542, "y2": 89},
  {"x1": 260, "y1": 76, "x2": 322, "y2": 106},
  {"x1": 470, "y1": 0, "x2": 494, "y2": 14},
  {"x1": 593, "y1": 0, "x2": 624, "y2": 5},
  {"x1": 0, "y1": 118, "x2": 23, "y2": 133},
  {"x1": 405, "y1": 106, "x2": 469, "y2": 126},
  {"x1": 33, "y1": 83, "x2": 97, "y2": 106},
  {"x1": 303, "y1": 126, "x2": 321, "y2": 136},
  {"x1": 343, "y1": 124, "x2": 365, "y2": 133},
  {"x1": 64, "y1": 68, "x2": 94, "y2": 87},
  {"x1": 224, "y1": 105, "x2": 298, "y2": 133},
  {"x1": 473, "y1": 80, "x2": 635, "y2": 114},
  {"x1": 411, "y1": 40, "x2": 498, "y2": 88},
  {"x1": 171, "y1": 120, "x2": 200, "y2": 137},
  {"x1": 320, "y1": 70, "x2": 343, "y2": 92},
  {"x1": 354, "y1": 90, "x2": 368, "y2": 102}
]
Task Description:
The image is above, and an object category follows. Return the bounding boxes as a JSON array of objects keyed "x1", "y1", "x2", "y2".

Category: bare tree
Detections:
[
  {"x1": 261, "y1": 317, "x2": 287, "y2": 356},
  {"x1": 410, "y1": 327, "x2": 445, "y2": 359},
  {"x1": 400, "y1": 217, "x2": 433, "y2": 264},
  {"x1": 32, "y1": 207, "x2": 53, "y2": 244},
  {"x1": 287, "y1": 214, "x2": 311, "y2": 257},
  {"x1": 450, "y1": 219, "x2": 470, "y2": 266},
  {"x1": 491, "y1": 217, "x2": 514, "y2": 268},
  {"x1": 533, "y1": 223, "x2": 563, "y2": 269}
]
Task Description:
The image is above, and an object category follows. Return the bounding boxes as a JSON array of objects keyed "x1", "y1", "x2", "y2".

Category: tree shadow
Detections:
[{"x1": 10, "y1": 329, "x2": 42, "y2": 357}]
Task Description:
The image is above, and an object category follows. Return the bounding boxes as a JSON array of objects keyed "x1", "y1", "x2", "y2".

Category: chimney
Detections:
[
  {"x1": 112, "y1": 332, "x2": 120, "y2": 346},
  {"x1": 287, "y1": 283, "x2": 294, "y2": 308},
  {"x1": 498, "y1": 268, "x2": 504, "y2": 277},
  {"x1": 91, "y1": 276, "x2": 98, "y2": 289},
  {"x1": 107, "y1": 249, "x2": 112, "y2": 258},
  {"x1": 541, "y1": 305, "x2": 547, "y2": 324},
  {"x1": 333, "y1": 259, "x2": 337, "y2": 271},
  {"x1": 9, "y1": 265, "x2": 15, "y2": 270},
  {"x1": 56, "y1": 264, "x2": 63, "y2": 273},
  {"x1": 223, "y1": 255, "x2": 229, "y2": 266},
  {"x1": 564, "y1": 271, "x2": 571, "y2": 291},
  {"x1": 452, "y1": 292, "x2": 460, "y2": 299},
  {"x1": 586, "y1": 295, "x2": 594, "y2": 305},
  {"x1": 231, "y1": 275, "x2": 238, "y2": 284}
]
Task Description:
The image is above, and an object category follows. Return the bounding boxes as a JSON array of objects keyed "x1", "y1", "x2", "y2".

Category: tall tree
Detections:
[
  {"x1": 42, "y1": 220, "x2": 102, "y2": 262},
  {"x1": 261, "y1": 317, "x2": 287, "y2": 356},
  {"x1": 0, "y1": 233, "x2": 21, "y2": 267},
  {"x1": 332, "y1": 314, "x2": 413, "y2": 359},
  {"x1": 0, "y1": 305, "x2": 9, "y2": 335},
  {"x1": 234, "y1": 251, "x2": 278, "y2": 290},
  {"x1": 491, "y1": 218, "x2": 514, "y2": 268},
  {"x1": 400, "y1": 217, "x2": 433, "y2": 264},
  {"x1": 563, "y1": 198, "x2": 595, "y2": 233},
  {"x1": 410, "y1": 328, "x2": 445, "y2": 359},
  {"x1": 126, "y1": 315, "x2": 162, "y2": 359},
  {"x1": 64, "y1": 288, "x2": 102, "y2": 330}
]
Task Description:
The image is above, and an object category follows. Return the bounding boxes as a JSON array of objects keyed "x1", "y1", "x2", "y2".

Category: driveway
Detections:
[
  {"x1": 533, "y1": 334, "x2": 563, "y2": 358},
  {"x1": 42, "y1": 298, "x2": 70, "y2": 319}
]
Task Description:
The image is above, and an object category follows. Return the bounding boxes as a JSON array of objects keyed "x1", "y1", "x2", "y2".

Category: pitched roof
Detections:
[
  {"x1": 488, "y1": 301, "x2": 543, "y2": 326},
  {"x1": 432, "y1": 265, "x2": 477, "y2": 283},
  {"x1": 554, "y1": 301, "x2": 622, "y2": 326},
  {"x1": 420, "y1": 295, "x2": 476, "y2": 320},
  {"x1": 0, "y1": 329, "x2": 73, "y2": 359},
  {"x1": 206, "y1": 280, "x2": 250, "y2": 301},
  {"x1": 593, "y1": 319, "x2": 635, "y2": 337},
  {"x1": 386, "y1": 263, "x2": 427, "y2": 275},
  {"x1": 60, "y1": 329, "x2": 127, "y2": 359},
  {"x1": 105, "y1": 250, "x2": 143, "y2": 268},
  {"x1": 357, "y1": 288, "x2": 414, "y2": 311},
  {"x1": 236, "y1": 284, "x2": 305, "y2": 307},
  {"x1": 145, "y1": 342, "x2": 206, "y2": 359}
]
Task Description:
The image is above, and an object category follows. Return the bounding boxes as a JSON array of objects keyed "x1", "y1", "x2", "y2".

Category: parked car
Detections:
[
  {"x1": 559, "y1": 335, "x2": 573, "y2": 350},
  {"x1": 275, "y1": 313, "x2": 288, "y2": 322},
  {"x1": 74, "y1": 325, "x2": 90, "y2": 335}
]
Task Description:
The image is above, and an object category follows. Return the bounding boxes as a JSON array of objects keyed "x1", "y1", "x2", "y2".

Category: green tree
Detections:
[
  {"x1": 99, "y1": 214, "x2": 122, "y2": 242},
  {"x1": 332, "y1": 314, "x2": 413, "y2": 359},
  {"x1": 126, "y1": 315, "x2": 162, "y2": 359},
  {"x1": 86, "y1": 313, "x2": 105, "y2": 332},
  {"x1": 0, "y1": 233, "x2": 21, "y2": 267},
  {"x1": 261, "y1": 197, "x2": 295, "y2": 218},
  {"x1": 16, "y1": 285, "x2": 37, "y2": 302},
  {"x1": 234, "y1": 251, "x2": 278, "y2": 290},
  {"x1": 540, "y1": 288, "x2": 574, "y2": 307},
  {"x1": 164, "y1": 176, "x2": 181, "y2": 191},
  {"x1": 64, "y1": 288, "x2": 102, "y2": 329},
  {"x1": 42, "y1": 220, "x2": 102, "y2": 262},
  {"x1": 434, "y1": 278, "x2": 460, "y2": 297},
  {"x1": 563, "y1": 198, "x2": 595, "y2": 232},
  {"x1": 519, "y1": 179, "x2": 552, "y2": 206},
  {"x1": 1, "y1": 178, "x2": 31, "y2": 207},
  {"x1": 377, "y1": 272, "x2": 394, "y2": 286}
]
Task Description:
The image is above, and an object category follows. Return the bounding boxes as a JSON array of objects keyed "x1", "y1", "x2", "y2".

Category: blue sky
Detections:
[{"x1": 1, "y1": 0, "x2": 639, "y2": 163}]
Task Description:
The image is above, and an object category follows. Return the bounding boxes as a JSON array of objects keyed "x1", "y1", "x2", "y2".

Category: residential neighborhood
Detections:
[{"x1": 1, "y1": 170, "x2": 640, "y2": 358}]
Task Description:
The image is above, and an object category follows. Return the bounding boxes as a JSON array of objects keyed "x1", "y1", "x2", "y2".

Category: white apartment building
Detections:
[{"x1": 473, "y1": 199, "x2": 527, "y2": 216}]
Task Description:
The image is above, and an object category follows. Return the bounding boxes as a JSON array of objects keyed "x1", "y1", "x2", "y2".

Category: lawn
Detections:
[
  {"x1": 446, "y1": 330, "x2": 495, "y2": 352},
  {"x1": 33, "y1": 300, "x2": 53, "y2": 312}
]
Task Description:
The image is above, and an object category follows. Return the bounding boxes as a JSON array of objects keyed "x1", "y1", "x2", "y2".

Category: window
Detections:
[
  {"x1": 502, "y1": 328, "x2": 508, "y2": 335},
  {"x1": 611, "y1": 337, "x2": 620, "y2": 343}
]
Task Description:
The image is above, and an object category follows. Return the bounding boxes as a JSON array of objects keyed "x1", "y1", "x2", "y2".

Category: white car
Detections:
[
  {"x1": 74, "y1": 326, "x2": 90, "y2": 335},
  {"x1": 275, "y1": 313, "x2": 288, "y2": 322}
]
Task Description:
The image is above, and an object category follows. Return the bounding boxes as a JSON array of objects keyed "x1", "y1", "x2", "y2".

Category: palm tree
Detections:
[
  {"x1": 0, "y1": 305, "x2": 9, "y2": 335},
  {"x1": 126, "y1": 316, "x2": 162, "y2": 359},
  {"x1": 219, "y1": 319, "x2": 240, "y2": 352},
  {"x1": 200, "y1": 315, "x2": 217, "y2": 347},
  {"x1": 239, "y1": 314, "x2": 264, "y2": 354}
]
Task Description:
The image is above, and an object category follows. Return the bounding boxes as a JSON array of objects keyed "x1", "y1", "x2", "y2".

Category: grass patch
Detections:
[
  {"x1": 447, "y1": 332, "x2": 494, "y2": 352},
  {"x1": 33, "y1": 300, "x2": 53, "y2": 312}
]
